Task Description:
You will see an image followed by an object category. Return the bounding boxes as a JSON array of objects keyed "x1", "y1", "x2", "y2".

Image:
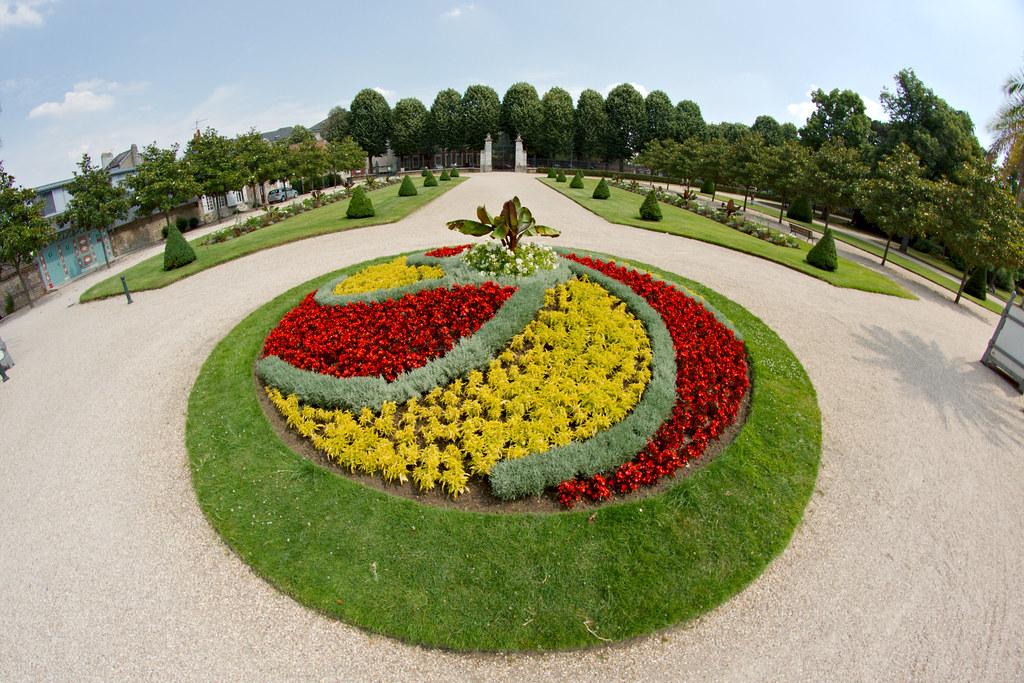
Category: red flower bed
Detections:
[
  {"x1": 555, "y1": 256, "x2": 749, "y2": 507},
  {"x1": 263, "y1": 283, "x2": 515, "y2": 381},
  {"x1": 425, "y1": 244, "x2": 473, "y2": 258}
]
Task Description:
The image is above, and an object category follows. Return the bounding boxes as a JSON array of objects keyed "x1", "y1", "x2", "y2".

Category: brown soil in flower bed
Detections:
[{"x1": 253, "y1": 365, "x2": 751, "y2": 514}]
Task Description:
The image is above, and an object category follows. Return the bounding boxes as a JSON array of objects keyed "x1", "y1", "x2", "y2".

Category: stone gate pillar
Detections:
[
  {"x1": 514, "y1": 134, "x2": 527, "y2": 173},
  {"x1": 480, "y1": 134, "x2": 493, "y2": 172}
]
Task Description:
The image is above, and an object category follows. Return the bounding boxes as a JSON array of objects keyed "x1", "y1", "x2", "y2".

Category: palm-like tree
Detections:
[{"x1": 989, "y1": 66, "x2": 1024, "y2": 205}]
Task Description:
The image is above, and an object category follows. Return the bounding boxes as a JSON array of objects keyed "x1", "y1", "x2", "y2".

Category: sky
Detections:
[{"x1": 1, "y1": 0, "x2": 1022, "y2": 187}]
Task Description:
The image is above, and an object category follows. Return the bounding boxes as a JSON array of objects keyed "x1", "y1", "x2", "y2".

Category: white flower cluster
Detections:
[{"x1": 464, "y1": 241, "x2": 558, "y2": 276}]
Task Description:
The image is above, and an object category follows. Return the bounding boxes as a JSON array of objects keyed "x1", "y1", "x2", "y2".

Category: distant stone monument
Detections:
[
  {"x1": 480, "y1": 134, "x2": 493, "y2": 173},
  {"x1": 514, "y1": 134, "x2": 528, "y2": 173}
]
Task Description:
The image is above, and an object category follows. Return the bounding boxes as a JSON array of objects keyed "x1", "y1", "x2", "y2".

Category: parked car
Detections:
[{"x1": 268, "y1": 187, "x2": 299, "y2": 203}]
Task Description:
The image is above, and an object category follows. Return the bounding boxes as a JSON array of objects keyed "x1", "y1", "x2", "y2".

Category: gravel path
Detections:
[{"x1": 1, "y1": 173, "x2": 1022, "y2": 681}]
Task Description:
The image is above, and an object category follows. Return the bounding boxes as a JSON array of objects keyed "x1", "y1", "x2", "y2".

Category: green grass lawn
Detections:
[
  {"x1": 543, "y1": 178, "x2": 913, "y2": 299},
  {"x1": 187, "y1": 250, "x2": 821, "y2": 651},
  {"x1": 79, "y1": 178, "x2": 464, "y2": 303},
  {"x1": 737, "y1": 201, "x2": 1005, "y2": 314}
]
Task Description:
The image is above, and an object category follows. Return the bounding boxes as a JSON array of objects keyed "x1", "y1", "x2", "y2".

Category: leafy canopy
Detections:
[{"x1": 127, "y1": 143, "x2": 200, "y2": 224}]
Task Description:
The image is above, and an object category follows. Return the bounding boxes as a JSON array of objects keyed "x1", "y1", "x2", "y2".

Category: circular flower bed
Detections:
[{"x1": 188, "y1": 249, "x2": 821, "y2": 651}]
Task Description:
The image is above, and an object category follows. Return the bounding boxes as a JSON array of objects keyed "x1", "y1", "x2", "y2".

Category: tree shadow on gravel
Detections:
[{"x1": 854, "y1": 324, "x2": 1023, "y2": 450}]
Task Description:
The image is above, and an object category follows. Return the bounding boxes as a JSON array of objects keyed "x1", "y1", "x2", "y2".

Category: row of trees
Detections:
[
  {"x1": 320, "y1": 83, "x2": 716, "y2": 166},
  {"x1": 0, "y1": 129, "x2": 368, "y2": 307},
  {"x1": 633, "y1": 68, "x2": 1024, "y2": 303}
]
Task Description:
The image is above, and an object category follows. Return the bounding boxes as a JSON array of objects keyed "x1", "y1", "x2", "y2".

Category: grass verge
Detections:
[
  {"x1": 80, "y1": 178, "x2": 464, "y2": 302},
  {"x1": 544, "y1": 178, "x2": 911, "y2": 299},
  {"x1": 736, "y1": 200, "x2": 1004, "y2": 314},
  {"x1": 187, "y1": 250, "x2": 821, "y2": 651}
]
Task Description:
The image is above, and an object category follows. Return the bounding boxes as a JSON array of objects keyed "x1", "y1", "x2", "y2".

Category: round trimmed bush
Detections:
[
  {"x1": 162, "y1": 224, "x2": 196, "y2": 271},
  {"x1": 569, "y1": 172, "x2": 584, "y2": 189},
  {"x1": 423, "y1": 171, "x2": 438, "y2": 187},
  {"x1": 556, "y1": 170, "x2": 567, "y2": 183},
  {"x1": 346, "y1": 186, "x2": 375, "y2": 218},
  {"x1": 593, "y1": 177, "x2": 610, "y2": 199},
  {"x1": 450, "y1": 167, "x2": 460, "y2": 178},
  {"x1": 787, "y1": 197, "x2": 813, "y2": 222},
  {"x1": 546, "y1": 168, "x2": 557, "y2": 179},
  {"x1": 398, "y1": 175, "x2": 418, "y2": 197},
  {"x1": 806, "y1": 228, "x2": 838, "y2": 271},
  {"x1": 640, "y1": 190, "x2": 662, "y2": 221},
  {"x1": 700, "y1": 179, "x2": 715, "y2": 194},
  {"x1": 440, "y1": 169, "x2": 450, "y2": 181}
]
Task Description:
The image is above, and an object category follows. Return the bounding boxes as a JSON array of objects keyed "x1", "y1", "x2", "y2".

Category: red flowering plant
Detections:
[
  {"x1": 262, "y1": 282, "x2": 515, "y2": 381},
  {"x1": 555, "y1": 256, "x2": 749, "y2": 507},
  {"x1": 424, "y1": 244, "x2": 472, "y2": 258}
]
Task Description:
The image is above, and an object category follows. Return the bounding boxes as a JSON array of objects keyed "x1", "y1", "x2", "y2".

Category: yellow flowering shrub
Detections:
[
  {"x1": 333, "y1": 256, "x2": 444, "y2": 295},
  {"x1": 267, "y1": 278, "x2": 652, "y2": 497}
]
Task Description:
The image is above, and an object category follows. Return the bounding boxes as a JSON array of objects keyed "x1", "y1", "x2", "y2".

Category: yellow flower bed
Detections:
[
  {"x1": 333, "y1": 256, "x2": 444, "y2": 295},
  {"x1": 267, "y1": 278, "x2": 652, "y2": 497}
]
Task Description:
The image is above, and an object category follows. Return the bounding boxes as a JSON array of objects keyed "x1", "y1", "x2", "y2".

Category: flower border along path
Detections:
[
  {"x1": 79, "y1": 176, "x2": 465, "y2": 302},
  {"x1": 187, "y1": 250, "x2": 821, "y2": 651}
]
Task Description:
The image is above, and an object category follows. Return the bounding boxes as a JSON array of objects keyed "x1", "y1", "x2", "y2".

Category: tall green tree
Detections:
[
  {"x1": 429, "y1": 88, "x2": 463, "y2": 167},
  {"x1": 287, "y1": 125, "x2": 315, "y2": 145},
  {"x1": 185, "y1": 127, "x2": 243, "y2": 202},
  {"x1": 500, "y1": 82, "x2": 543, "y2": 149},
  {"x1": 349, "y1": 88, "x2": 393, "y2": 168},
  {"x1": 988, "y1": 64, "x2": 1024, "y2": 205},
  {"x1": 855, "y1": 143, "x2": 935, "y2": 265},
  {"x1": 540, "y1": 87, "x2": 574, "y2": 160},
  {"x1": 390, "y1": 97, "x2": 429, "y2": 159},
  {"x1": 762, "y1": 139, "x2": 811, "y2": 222},
  {"x1": 460, "y1": 85, "x2": 501, "y2": 150},
  {"x1": 574, "y1": 89, "x2": 608, "y2": 163},
  {"x1": 0, "y1": 163, "x2": 54, "y2": 307},
  {"x1": 806, "y1": 141, "x2": 868, "y2": 228},
  {"x1": 673, "y1": 99, "x2": 705, "y2": 141},
  {"x1": 878, "y1": 68, "x2": 983, "y2": 180},
  {"x1": 798, "y1": 88, "x2": 872, "y2": 150},
  {"x1": 62, "y1": 154, "x2": 131, "y2": 269},
  {"x1": 643, "y1": 90, "x2": 674, "y2": 146},
  {"x1": 320, "y1": 106, "x2": 350, "y2": 142},
  {"x1": 780, "y1": 122, "x2": 799, "y2": 142},
  {"x1": 287, "y1": 140, "x2": 329, "y2": 193},
  {"x1": 604, "y1": 83, "x2": 646, "y2": 164},
  {"x1": 328, "y1": 136, "x2": 368, "y2": 176},
  {"x1": 695, "y1": 136, "x2": 728, "y2": 201},
  {"x1": 727, "y1": 132, "x2": 767, "y2": 209},
  {"x1": 751, "y1": 115, "x2": 784, "y2": 146},
  {"x1": 126, "y1": 143, "x2": 200, "y2": 227},
  {"x1": 935, "y1": 159, "x2": 1024, "y2": 303},
  {"x1": 233, "y1": 130, "x2": 278, "y2": 206}
]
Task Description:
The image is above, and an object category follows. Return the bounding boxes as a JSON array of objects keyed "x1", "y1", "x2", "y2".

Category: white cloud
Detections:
[
  {"x1": 864, "y1": 97, "x2": 888, "y2": 122},
  {"x1": 442, "y1": 3, "x2": 474, "y2": 19},
  {"x1": 372, "y1": 86, "x2": 396, "y2": 104},
  {"x1": 604, "y1": 82, "x2": 649, "y2": 98},
  {"x1": 785, "y1": 85, "x2": 818, "y2": 124},
  {"x1": 28, "y1": 80, "x2": 122, "y2": 119},
  {"x1": 0, "y1": 1, "x2": 51, "y2": 29}
]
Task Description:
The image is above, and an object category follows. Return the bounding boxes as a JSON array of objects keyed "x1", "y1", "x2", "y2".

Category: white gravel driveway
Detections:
[{"x1": 0, "y1": 172, "x2": 1021, "y2": 681}]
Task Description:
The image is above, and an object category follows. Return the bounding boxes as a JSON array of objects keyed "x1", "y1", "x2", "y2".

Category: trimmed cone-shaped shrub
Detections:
[
  {"x1": 639, "y1": 190, "x2": 662, "y2": 221},
  {"x1": 421, "y1": 168, "x2": 429, "y2": 177},
  {"x1": 398, "y1": 175, "x2": 418, "y2": 197},
  {"x1": 569, "y1": 172, "x2": 584, "y2": 189},
  {"x1": 440, "y1": 169, "x2": 450, "y2": 181},
  {"x1": 806, "y1": 227, "x2": 838, "y2": 271},
  {"x1": 964, "y1": 267, "x2": 988, "y2": 300},
  {"x1": 593, "y1": 177, "x2": 610, "y2": 199},
  {"x1": 556, "y1": 170, "x2": 567, "y2": 183},
  {"x1": 700, "y1": 179, "x2": 716, "y2": 194},
  {"x1": 346, "y1": 186, "x2": 375, "y2": 218},
  {"x1": 787, "y1": 196, "x2": 813, "y2": 222},
  {"x1": 450, "y1": 167, "x2": 460, "y2": 177},
  {"x1": 423, "y1": 171, "x2": 438, "y2": 187},
  {"x1": 546, "y1": 168, "x2": 557, "y2": 178},
  {"x1": 163, "y1": 224, "x2": 196, "y2": 271}
]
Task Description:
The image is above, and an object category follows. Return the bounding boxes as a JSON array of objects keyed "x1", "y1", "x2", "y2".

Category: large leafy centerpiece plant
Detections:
[{"x1": 447, "y1": 196, "x2": 561, "y2": 276}]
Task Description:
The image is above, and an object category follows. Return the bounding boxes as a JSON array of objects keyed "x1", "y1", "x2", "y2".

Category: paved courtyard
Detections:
[{"x1": 1, "y1": 172, "x2": 1021, "y2": 680}]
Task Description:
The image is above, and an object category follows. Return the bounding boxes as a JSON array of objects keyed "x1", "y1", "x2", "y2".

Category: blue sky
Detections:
[{"x1": 1, "y1": 0, "x2": 1021, "y2": 187}]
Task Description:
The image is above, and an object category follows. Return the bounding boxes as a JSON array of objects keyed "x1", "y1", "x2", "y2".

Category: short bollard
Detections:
[
  {"x1": 0, "y1": 337, "x2": 13, "y2": 382},
  {"x1": 120, "y1": 275, "x2": 133, "y2": 304}
]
